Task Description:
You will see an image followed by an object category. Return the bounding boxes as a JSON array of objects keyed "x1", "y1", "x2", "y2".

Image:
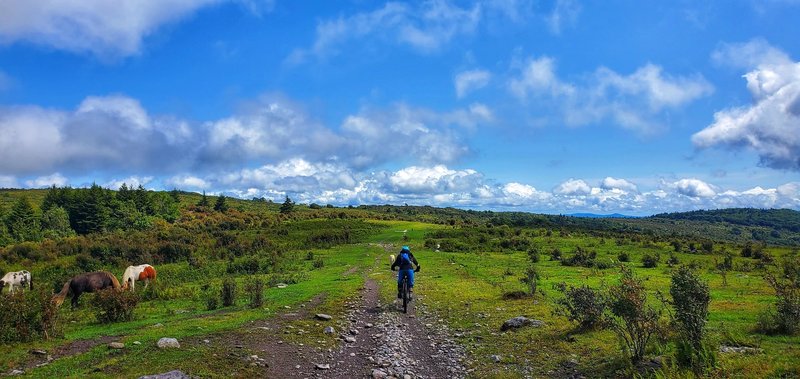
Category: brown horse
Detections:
[{"x1": 53, "y1": 271, "x2": 121, "y2": 308}]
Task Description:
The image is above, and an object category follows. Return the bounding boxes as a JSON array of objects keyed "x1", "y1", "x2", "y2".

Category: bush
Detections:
[
  {"x1": 667, "y1": 253, "x2": 680, "y2": 267},
  {"x1": 221, "y1": 278, "x2": 237, "y2": 307},
  {"x1": 245, "y1": 278, "x2": 264, "y2": 308},
  {"x1": 606, "y1": 266, "x2": 664, "y2": 363},
  {"x1": 670, "y1": 266, "x2": 713, "y2": 371},
  {"x1": 312, "y1": 258, "x2": 324, "y2": 269},
  {"x1": 561, "y1": 247, "x2": 596, "y2": 268},
  {"x1": 91, "y1": 289, "x2": 140, "y2": 323},
  {"x1": 642, "y1": 253, "x2": 660, "y2": 268},
  {"x1": 227, "y1": 256, "x2": 262, "y2": 275},
  {"x1": 550, "y1": 248, "x2": 562, "y2": 261},
  {"x1": 759, "y1": 273, "x2": 800, "y2": 334},
  {"x1": 519, "y1": 266, "x2": 538, "y2": 296},
  {"x1": 205, "y1": 287, "x2": 219, "y2": 310},
  {"x1": 618, "y1": 252, "x2": 630, "y2": 262},
  {"x1": 0, "y1": 289, "x2": 61, "y2": 343},
  {"x1": 527, "y1": 248, "x2": 540, "y2": 263},
  {"x1": 555, "y1": 284, "x2": 606, "y2": 330}
]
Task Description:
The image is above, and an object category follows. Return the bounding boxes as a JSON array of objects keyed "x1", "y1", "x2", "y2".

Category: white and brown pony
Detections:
[
  {"x1": 121, "y1": 264, "x2": 157, "y2": 291},
  {"x1": 53, "y1": 271, "x2": 121, "y2": 308},
  {"x1": 0, "y1": 270, "x2": 32, "y2": 293}
]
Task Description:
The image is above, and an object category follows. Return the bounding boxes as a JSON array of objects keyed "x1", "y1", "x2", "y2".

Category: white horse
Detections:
[
  {"x1": 121, "y1": 264, "x2": 157, "y2": 291},
  {"x1": 0, "y1": 270, "x2": 32, "y2": 294}
]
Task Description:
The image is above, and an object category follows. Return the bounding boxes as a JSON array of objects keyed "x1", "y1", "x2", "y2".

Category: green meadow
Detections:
[{"x1": 1, "y1": 188, "x2": 799, "y2": 378}]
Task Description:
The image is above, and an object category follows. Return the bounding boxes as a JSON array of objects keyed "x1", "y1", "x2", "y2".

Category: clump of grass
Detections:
[
  {"x1": 221, "y1": 278, "x2": 237, "y2": 307},
  {"x1": 245, "y1": 277, "x2": 264, "y2": 308}
]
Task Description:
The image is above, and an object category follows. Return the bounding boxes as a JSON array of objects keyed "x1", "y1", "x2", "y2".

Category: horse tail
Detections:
[
  {"x1": 109, "y1": 272, "x2": 121, "y2": 289},
  {"x1": 53, "y1": 280, "x2": 71, "y2": 307}
]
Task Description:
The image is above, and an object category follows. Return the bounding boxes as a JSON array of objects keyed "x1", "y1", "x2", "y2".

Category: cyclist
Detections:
[{"x1": 391, "y1": 246, "x2": 420, "y2": 299}]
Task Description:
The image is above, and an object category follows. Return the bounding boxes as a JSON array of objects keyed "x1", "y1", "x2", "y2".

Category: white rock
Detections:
[{"x1": 156, "y1": 338, "x2": 180, "y2": 349}]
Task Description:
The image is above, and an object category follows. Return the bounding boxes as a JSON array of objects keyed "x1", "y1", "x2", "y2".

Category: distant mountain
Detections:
[{"x1": 567, "y1": 213, "x2": 637, "y2": 219}]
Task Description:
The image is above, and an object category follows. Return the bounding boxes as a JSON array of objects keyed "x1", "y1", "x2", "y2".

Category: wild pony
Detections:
[
  {"x1": 53, "y1": 271, "x2": 121, "y2": 308},
  {"x1": 121, "y1": 264, "x2": 157, "y2": 291},
  {"x1": 0, "y1": 270, "x2": 32, "y2": 294}
]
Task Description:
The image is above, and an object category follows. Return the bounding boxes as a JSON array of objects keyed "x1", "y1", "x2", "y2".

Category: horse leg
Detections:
[
  {"x1": 71, "y1": 293, "x2": 80, "y2": 309},
  {"x1": 143, "y1": 280, "x2": 149, "y2": 290}
]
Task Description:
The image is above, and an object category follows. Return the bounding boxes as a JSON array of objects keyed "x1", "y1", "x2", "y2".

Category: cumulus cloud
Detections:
[
  {"x1": 509, "y1": 56, "x2": 713, "y2": 133},
  {"x1": 165, "y1": 175, "x2": 210, "y2": 190},
  {"x1": 554, "y1": 178, "x2": 591, "y2": 195},
  {"x1": 601, "y1": 177, "x2": 638, "y2": 192},
  {"x1": 673, "y1": 178, "x2": 716, "y2": 198},
  {"x1": 25, "y1": 173, "x2": 69, "y2": 188},
  {"x1": 104, "y1": 176, "x2": 155, "y2": 190},
  {"x1": 455, "y1": 69, "x2": 491, "y2": 98},
  {"x1": 0, "y1": 95, "x2": 195, "y2": 175},
  {"x1": 0, "y1": 0, "x2": 240, "y2": 58},
  {"x1": 694, "y1": 40, "x2": 800, "y2": 171},
  {"x1": 0, "y1": 175, "x2": 19, "y2": 188}
]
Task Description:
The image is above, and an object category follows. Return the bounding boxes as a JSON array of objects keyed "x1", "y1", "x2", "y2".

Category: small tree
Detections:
[
  {"x1": 41, "y1": 206, "x2": 74, "y2": 239},
  {"x1": 670, "y1": 266, "x2": 713, "y2": 370},
  {"x1": 520, "y1": 266, "x2": 539, "y2": 297},
  {"x1": 527, "y1": 247, "x2": 540, "y2": 264},
  {"x1": 214, "y1": 195, "x2": 228, "y2": 212},
  {"x1": 6, "y1": 197, "x2": 39, "y2": 242},
  {"x1": 245, "y1": 278, "x2": 264, "y2": 309},
  {"x1": 606, "y1": 266, "x2": 663, "y2": 363},
  {"x1": 221, "y1": 278, "x2": 237, "y2": 307},
  {"x1": 197, "y1": 191, "x2": 209, "y2": 207},
  {"x1": 279, "y1": 196, "x2": 295, "y2": 214}
]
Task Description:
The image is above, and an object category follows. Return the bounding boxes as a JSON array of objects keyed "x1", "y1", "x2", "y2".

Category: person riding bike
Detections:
[{"x1": 391, "y1": 246, "x2": 420, "y2": 299}]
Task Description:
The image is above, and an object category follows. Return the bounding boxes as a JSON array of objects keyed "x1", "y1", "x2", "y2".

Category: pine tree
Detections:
[
  {"x1": 214, "y1": 195, "x2": 228, "y2": 212},
  {"x1": 280, "y1": 196, "x2": 295, "y2": 214},
  {"x1": 6, "y1": 197, "x2": 39, "y2": 242},
  {"x1": 41, "y1": 206, "x2": 75, "y2": 238},
  {"x1": 197, "y1": 191, "x2": 210, "y2": 207}
]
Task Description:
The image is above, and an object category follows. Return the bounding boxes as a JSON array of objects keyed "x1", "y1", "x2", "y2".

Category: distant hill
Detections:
[
  {"x1": 651, "y1": 208, "x2": 800, "y2": 233},
  {"x1": 567, "y1": 213, "x2": 637, "y2": 219}
]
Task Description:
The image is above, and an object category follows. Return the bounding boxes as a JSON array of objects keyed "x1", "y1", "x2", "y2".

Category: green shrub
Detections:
[
  {"x1": 555, "y1": 284, "x2": 606, "y2": 330},
  {"x1": 0, "y1": 289, "x2": 61, "y2": 343},
  {"x1": 550, "y1": 248, "x2": 562, "y2": 261},
  {"x1": 245, "y1": 278, "x2": 264, "y2": 308},
  {"x1": 606, "y1": 266, "x2": 664, "y2": 363},
  {"x1": 561, "y1": 247, "x2": 596, "y2": 268},
  {"x1": 670, "y1": 266, "x2": 713, "y2": 372},
  {"x1": 227, "y1": 256, "x2": 262, "y2": 275},
  {"x1": 618, "y1": 252, "x2": 630, "y2": 262},
  {"x1": 205, "y1": 287, "x2": 219, "y2": 310},
  {"x1": 91, "y1": 289, "x2": 140, "y2": 323},
  {"x1": 520, "y1": 266, "x2": 538, "y2": 296},
  {"x1": 759, "y1": 273, "x2": 800, "y2": 334},
  {"x1": 312, "y1": 258, "x2": 324, "y2": 269},
  {"x1": 667, "y1": 253, "x2": 680, "y2": 267},
  {"x1": 527, "y1": 248, "x2": 540, "y2": 263},
  {"x1": 221, "y1": 278, "x2": 237, "y2": 307},
  {"x1": 642, "y1": 253, "x2": 660, "y2": 268}
]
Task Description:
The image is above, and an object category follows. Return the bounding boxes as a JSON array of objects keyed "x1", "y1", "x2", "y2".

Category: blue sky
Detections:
[{"x1": 0, "y1": 0, "x2": 799, "y2": 215}]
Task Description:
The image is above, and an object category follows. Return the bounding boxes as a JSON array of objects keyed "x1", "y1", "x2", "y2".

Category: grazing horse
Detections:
[
  {"x1": 121, "y1": 264, "x2": 157, "y2": 291},
  {"x1": 53, "y1": 271, "x2": 121, "y2": 308},
  {"x1": 0, "y1": 270, "x2": 32, "y2": 294}
]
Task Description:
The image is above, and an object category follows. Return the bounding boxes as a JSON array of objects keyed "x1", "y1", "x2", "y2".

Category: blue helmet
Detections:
[{"x1": 401, "y1": 246, "x2": 410, "y2": 253}]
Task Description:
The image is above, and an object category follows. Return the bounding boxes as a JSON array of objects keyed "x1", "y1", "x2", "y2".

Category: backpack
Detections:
[{"x1": 399, "y1": 252, "x2": 411, "y2": 265}]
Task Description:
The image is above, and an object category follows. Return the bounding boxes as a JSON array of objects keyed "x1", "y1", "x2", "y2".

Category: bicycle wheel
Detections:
[{"x1": 402, "y1": 277, "x2": 409, "y2": 314}]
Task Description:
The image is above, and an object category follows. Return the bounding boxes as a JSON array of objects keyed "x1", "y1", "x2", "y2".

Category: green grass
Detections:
[{"x1": 2, "y1": 219, "x2": 798, "y2": 378}]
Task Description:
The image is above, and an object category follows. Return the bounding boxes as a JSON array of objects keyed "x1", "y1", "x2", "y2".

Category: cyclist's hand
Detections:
[
  {"x1": 414, "y1": 266, "x2": 421, "y2": 273},
  {"x1": 391, "y1": 266, "x2": 396, "y2": 271}
]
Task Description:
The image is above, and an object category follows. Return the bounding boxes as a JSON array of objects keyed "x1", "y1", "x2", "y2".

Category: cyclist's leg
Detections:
[
  {"x1": 408, "y1": 269, "x2": 415, "y2": 291},
  {"x1": 397, "y1": 270, "x2": 405, "y2": 298}
]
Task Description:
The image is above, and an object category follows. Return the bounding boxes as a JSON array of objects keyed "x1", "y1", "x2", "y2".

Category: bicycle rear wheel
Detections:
[{"x1": 402, "y1": 277, "x2": 409, "y2": 314}]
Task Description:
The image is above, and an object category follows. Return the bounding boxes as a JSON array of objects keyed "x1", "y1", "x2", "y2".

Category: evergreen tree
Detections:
[
  {"x1": 117, "y1": 183, "x2": 133, "y2": 203},
  {"x1": 41, "y1": 205, "x2": 74, "y2": 239},
  {"x1": 6, "y1": 197, "x2": 40, "y2": 242},
  {"x1": 133, "y1": 184, "x2": 153, "y2": 215},
  {"x1": 214, "y1": 195, "x2": 228, "y2": 212},
  {"x1": 197, "y1": 191, "x2": 210, "y2": 207},
  {"x1": 169, "y1": 188, "x2": 181, "y2": 203},
  {"x1": 280, "y1": 196, "x2": 295, "y2": 214},
  {"x1": 73, "y1": 184, "x2": 111, "y2": 234}
]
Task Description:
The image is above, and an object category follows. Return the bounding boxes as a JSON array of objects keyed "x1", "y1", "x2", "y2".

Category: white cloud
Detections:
[
  {"x1": 104, "y1": 176, "x2": 154, "y2": 190},
  {"x1": 166, "y1": 175, "x2": 209, "y2": 190},
  {"x1": 601, "y1": 177, "x2": 638, "y2": 192},
  {"x1": 694, "y1": 40, "x2": 800, "y2": 171},
  {"x1": 25, "y1": 173, "x2": 68, "y2": 188},
  {"x1": 0, "y1": 175, "x2": 19, "y2": 188},
  {"x1": 0, "y1": 0, "x2": 233, "y2": 58},
  {"x1": 388, "y1": 165, "x2": 482, "y2": 194},
  {"x1": 673, "y1": 178, "x2": 716, "y2": 198},
  {"x1": 0, "y1": 95, "x2": 195, "y2": 175},
  {"x1": 554, "y1": 178, "x2": 591, "y2": 195},
  {"x1": 509, "y1": 56, "x2": 713, "y2": 133},
  {"x1": 545, "y1": 0, "x2": 581, "y2": 35},
  {"x1": 455, "y1": 69, "x2": 491, "y2": 98}
]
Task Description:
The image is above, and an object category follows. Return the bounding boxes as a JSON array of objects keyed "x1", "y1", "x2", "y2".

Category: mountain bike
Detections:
[{"x1": 399, "y1": 273, "x2": 410, "y2": 314}]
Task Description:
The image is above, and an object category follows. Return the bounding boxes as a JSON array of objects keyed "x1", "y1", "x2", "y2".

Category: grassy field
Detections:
[{"x1": 1, "y1": 210, "x2": 799, "y2": 378}]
